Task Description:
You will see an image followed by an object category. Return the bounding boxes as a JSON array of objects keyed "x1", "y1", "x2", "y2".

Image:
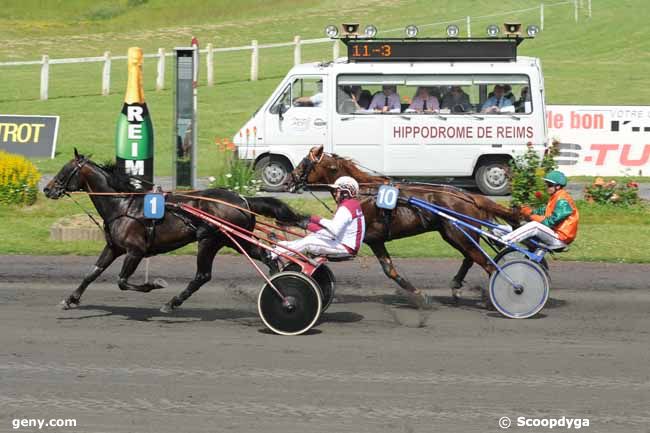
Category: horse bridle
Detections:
[
  {"x1": 53, "y1": 157, "x2": 89, "y2": 196},
  {"x1": 292, "y1": 150, "x2": 324, "y2": 191}
]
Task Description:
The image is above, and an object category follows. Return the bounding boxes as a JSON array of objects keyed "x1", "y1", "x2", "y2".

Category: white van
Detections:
[{"x1": 234, "y1": 36, "x2": 547, "y2": 195}]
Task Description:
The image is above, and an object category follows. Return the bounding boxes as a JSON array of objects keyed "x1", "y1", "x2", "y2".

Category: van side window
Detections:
[
  {"x1": 336, "y1": 75, "x2": 532, "y2": 115},
  {"x1": 292, "y1": 78, "x2": 324, "y2": 107}
]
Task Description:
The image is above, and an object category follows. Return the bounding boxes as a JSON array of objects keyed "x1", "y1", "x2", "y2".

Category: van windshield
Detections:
[{"x1": 336, "y1": 74, "x2": 532, "y2": 115}]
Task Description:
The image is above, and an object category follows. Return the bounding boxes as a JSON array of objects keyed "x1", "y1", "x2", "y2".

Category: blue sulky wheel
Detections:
[
  {"x1": 282, "y1": 263, "x2": 336, "y2": 312},
  {"x1": 258, "y1": 271, "x2": 322, "y2": 335},
  {"x1": 489, "y1": 259, "x2": 550, "y2": 319}
]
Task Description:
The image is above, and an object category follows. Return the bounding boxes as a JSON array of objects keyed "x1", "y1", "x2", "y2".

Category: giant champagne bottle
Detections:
[{"x1": 115, "y1": 47, "x2": 154, "y2": 190}]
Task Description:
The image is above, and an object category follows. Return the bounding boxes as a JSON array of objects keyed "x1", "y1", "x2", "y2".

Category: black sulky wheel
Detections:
[
  {"x1": 258, "y1": 271, "x2": 322, "y2": 335},
  {"x1": 489, "y1": 259, "x2": 550, "y2": 319},
  {"x1": 282, "y1": 263, "x2": 336, "y2": 312}
]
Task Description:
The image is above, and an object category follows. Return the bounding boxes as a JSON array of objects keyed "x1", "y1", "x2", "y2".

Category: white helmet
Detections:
[{"x1": 332, "y1": 176, "x2": 359, "y2": 198}]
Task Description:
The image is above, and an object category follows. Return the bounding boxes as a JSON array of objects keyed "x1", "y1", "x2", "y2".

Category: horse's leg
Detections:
[
  {"x1": 116, "y1": 252, "x2": 165, "y2": 292},
  {"x1": 60, "y1": 244, "x2": 121, "y2": 309},
  {"x1": 437, "y1": 228, "x2": 475, "y2": 300},
  {"x1": 160, "y1": 237, "x2": 221, "y2": 313},
  {"x1": 367, "y1": 241, "x2": 431, "y2": 309}
]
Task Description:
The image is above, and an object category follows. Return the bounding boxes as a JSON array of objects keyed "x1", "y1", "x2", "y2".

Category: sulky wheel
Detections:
[
  {"x1": 495, "y1": 247, "x2": 549, "y2": 272},
  {"x1": 282, "y1": 263, "x2": 336, "y2": 312},
  {"x1": 258, "y1": 271, "x2": 322, "y2": 335},
  {"x1": 489, "y1": 259, "x2": 550, "y2": 319}
]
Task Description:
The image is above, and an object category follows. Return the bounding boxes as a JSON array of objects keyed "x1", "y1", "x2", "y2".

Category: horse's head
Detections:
[
  {"x1": 43, "y1": 148, "x2": 90, "y2": 199},
  {"x1": 286, "y1": 145, "x2": 349, "y2": 192}
]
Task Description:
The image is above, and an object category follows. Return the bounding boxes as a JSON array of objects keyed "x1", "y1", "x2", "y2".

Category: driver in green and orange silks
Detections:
[{"x1": 502, "y1": 171, "x2": 579, "y2": 249}]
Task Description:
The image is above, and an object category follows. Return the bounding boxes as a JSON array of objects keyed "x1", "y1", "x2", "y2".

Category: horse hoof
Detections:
[
  {"x1": 59, "y1": 300, "x2": 71, "y2": 310},
  {"x1": 160, "y1": 303, "x2": 174, "y2": 314},
  {"x1": 153, "y1": 278, "x2": 168, "y2": 289}
]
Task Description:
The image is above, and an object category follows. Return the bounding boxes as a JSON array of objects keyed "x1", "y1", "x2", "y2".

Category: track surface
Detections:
[{"x1": 1, "y1": 255, "x2": 649, "y2": 433}]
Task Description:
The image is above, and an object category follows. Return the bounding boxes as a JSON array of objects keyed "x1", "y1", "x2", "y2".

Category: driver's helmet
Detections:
[
  {"x1": 332, "y1": 176, "x2": 359, "y2": 198},
  {"x1": 543, "y1": 170, "x2": 568, "y2": 187}
]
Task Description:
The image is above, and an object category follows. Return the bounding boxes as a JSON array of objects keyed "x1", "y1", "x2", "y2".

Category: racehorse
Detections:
[
  {"x1": 44, "y1": 150, "x2": 305, "y2": 313},
  {"x1": 287, "y1": 145, "x2": 520, "y2": 307}
]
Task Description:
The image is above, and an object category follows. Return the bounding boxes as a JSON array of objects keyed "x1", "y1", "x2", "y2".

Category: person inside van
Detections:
[
  {"x1": 294, "y1": 79, "x2": 323, "y2": 107},
  {"x1": 481, "y1": 84, "x2": 513, "y2": 113},
  {"x1": 358, "y1": 89, "x2": 372, "y2": 109},
  {"x1": 337, "y1": 85, "x2": 363, "y2": 114},
  {"x1": 407, "y1": 87, "x2": 439, "y2": 113},
  {"x1": 514, "y1": 86, "x2": 530, "y2": 113},
  {"x1": 441, "y1": 86, "x2": 471, "y2": 112},
  {"x1": 501, "y1": 170, "x2": 579, "y2": 250},
  {"x1": 368, "y1": 85, "x2": 401, "y2": 113}
]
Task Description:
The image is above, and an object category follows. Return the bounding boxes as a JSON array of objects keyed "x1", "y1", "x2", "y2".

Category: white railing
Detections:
[{"x1": 0, "y1": 0, "x2": 589, "y2": 101}]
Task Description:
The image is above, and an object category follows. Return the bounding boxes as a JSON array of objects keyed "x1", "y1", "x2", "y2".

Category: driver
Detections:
[
  {"x1": 270, "y1": 176, "x2": 365, "y2": 264},
  {"x1": 501, "y1": 170, "x2": 579, "y2": 249}
]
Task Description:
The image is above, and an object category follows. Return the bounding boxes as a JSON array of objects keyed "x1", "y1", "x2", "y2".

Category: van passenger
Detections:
[
  {"x1": 368, "y1": 85, "x2": 401, "y2": 113},
  {"x1": 441, "y1": 86, "x2": 471, "y2": 112},
  {"x1": 408, "y1": 87, "x2": 440, "y2": 112},
  {"x1": 481, "y1": 84, "x2": 513, "y2": 113}
]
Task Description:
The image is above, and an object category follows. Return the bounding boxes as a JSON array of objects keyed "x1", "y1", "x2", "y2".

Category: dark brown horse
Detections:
[
  {"x1": 287, "y1": 145, "x2": 520, "y2": 307},
  {"x1": 44, "y1": 150, "x2": 305, "y2": 313}
]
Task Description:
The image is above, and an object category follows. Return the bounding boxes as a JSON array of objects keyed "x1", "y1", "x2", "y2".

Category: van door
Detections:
[{"x1": 265, "y1": 76, "x2": 329, "y2": 160}]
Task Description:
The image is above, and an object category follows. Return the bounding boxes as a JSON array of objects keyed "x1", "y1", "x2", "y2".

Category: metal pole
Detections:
[
  {"x1": 156, "y1": 48, "x2": 165, "y2": 91},
  {"x1": 40, "y1": 55, "x2": 49, "y2": 101},
  {"x1": 574, "y1": 0, "x2": 579, "y2": 23},
  {"x1": 250, "y1": 40, "x2": 258, "y2": 81},
  {"x1": 101, "y1": 51, "x2": 111, "y2": 96},
  {"x1": 332, "y1": 39, "x2": 340, "y2": 60},
  {"x1": 466, "y1": 16, "x2": 471, "y2": 37},
  {"x1": 588, "y1": 0, "x2": 592, "y2": 18},
  {"x1": 540, "y1": 3, "x2": 544, "y2": 31}
]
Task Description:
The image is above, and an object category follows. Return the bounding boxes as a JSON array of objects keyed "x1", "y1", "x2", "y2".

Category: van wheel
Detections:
[
  {"x1": 475, "y1": 159, "x2": 511, "y2": 196},
  {"x1": 256, "y1": 155, "x2": 292, "y2": 192}
]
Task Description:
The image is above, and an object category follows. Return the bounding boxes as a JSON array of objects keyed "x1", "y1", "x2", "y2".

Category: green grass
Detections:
[
  {"x1": 1, "y1": 0, "x2": 649, "y2": 177},
  {"x1": 2, "y1": 195, "x2": 649, "y2": 263}
]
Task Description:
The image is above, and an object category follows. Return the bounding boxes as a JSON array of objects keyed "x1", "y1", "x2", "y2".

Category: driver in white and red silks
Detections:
[{"x1": 271, "y1": 176, "x2": 365, "y2": 262}]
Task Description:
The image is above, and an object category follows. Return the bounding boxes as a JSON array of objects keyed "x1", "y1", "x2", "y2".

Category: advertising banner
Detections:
[
  {"x1": 547, "y1": 105, "x2": 650, "y2": 176},
  {"x1": 0, "y1": 115, "x2": 59, "y2": 158}
]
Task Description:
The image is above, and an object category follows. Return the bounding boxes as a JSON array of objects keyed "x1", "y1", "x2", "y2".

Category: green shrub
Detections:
[
  {"x1": 584, "y1": 177, "x2": 640, "y2": 206},
  {"x1": 509, "y1": 140, "x2": 561, "y2": 207},
  {"x1": 208, "y1": 138, "x2": 260, "y2": 195},
  {"x1": 0, "y1": 151, "x2": 41, "y2": 206}
]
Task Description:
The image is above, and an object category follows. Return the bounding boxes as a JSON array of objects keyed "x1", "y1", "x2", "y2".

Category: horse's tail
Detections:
[
  {"x1": 245, "y1": 196, "x2": 307, "y2": 224},
  {"x1": 472, "y1": 195, "x2": 521, "y2": 227}
]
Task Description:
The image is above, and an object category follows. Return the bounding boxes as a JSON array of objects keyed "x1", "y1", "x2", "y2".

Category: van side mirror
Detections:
[{"x1": 278, "y1": 103, "x2": 287, "y2": 121}]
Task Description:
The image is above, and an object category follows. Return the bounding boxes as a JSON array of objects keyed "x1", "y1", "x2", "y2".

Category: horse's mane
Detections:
[
  {"x1": 328, "y1": 153, "x2": 387, "y2": 183},
  {"x1": 94, "y1": 160, "x2": 139, "y2": 192}
]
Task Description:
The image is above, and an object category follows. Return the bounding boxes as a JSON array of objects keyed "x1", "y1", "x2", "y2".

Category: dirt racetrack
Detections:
[{"x1": 1, "y1": 255, "x2": 649, "y2": 433}]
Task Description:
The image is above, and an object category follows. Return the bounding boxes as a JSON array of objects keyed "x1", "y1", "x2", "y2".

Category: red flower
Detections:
[
  {"x1": 627, "y1": 181, "x2": 639, "y2": 188},
  {"x1": 534, "y1": 191, "x2": 542, "y2": 199}
]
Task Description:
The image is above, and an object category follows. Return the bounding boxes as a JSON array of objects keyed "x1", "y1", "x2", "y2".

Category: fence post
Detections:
[
  {"x1": 587, "y1": 0, "x2": 592, "y2": 18},
  {"x1": 250, "y1": 40, "x2": 258, "y2": 81},
  {"x1": 101, "y1": 51, "x2": 111, "y2": 96},
  {"x1": 466, "y1": 16, "x2": 471, "y2": 37},
  {"x1": 206, "y1": 43, "x2": 214, "y2": 86},
  {"x1": 156, "y1": 48, "x2": 165, "y2": 91},
  {"x1": 574, "y1": 0, "x2": 579, "y2": 22},
  {"x1": 293, "y1": 35, "x2": 301, "y2": 66},
  {"x1": 332, "y1": 39, "x2": 340, "y2": 60},
  {"x1": 40, "y1": 55, "x2": 49, "y2": 101},
  {"x1": 540, "y1": 3, "x2": 544, "y2": 30}
]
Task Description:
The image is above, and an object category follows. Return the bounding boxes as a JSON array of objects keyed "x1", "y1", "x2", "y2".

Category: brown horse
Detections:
[{"x1": 287, "y1": 145, "x2": 520, "y2": 307}]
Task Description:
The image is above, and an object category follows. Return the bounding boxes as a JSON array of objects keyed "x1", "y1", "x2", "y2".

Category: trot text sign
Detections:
[
  {"x1": 0, "y1": 115, "x2": 59, "y2": 158},
  {"x1": 547, "y1": 105, "x2": 650, "y2": 176}
]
